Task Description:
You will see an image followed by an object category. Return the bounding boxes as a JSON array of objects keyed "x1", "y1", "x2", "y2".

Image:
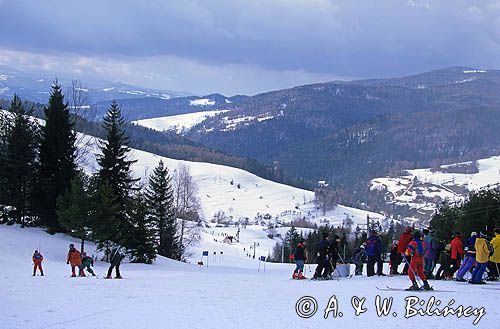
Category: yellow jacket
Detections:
[
  {"x1": 490, "y1": 234, "x2": 500, "y2": 263},
  {"x1": 475, "y1": 238, "x2": 490, "y2": 264}
]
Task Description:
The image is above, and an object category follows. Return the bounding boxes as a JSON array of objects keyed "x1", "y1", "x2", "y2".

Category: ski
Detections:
[
  {"x1": 376, "y1": 286, "x2": 455, "y2": 292},
  {"x1": 481, "y1": 287, "x2": 500, "y2": 291}
]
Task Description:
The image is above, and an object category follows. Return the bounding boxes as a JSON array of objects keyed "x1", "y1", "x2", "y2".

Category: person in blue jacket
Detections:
[{"x1": 366, "y1": 230, "x2": 385, "y2": 276}]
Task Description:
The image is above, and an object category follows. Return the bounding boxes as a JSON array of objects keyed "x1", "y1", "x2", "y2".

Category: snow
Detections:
[
  {"x1": 102, "y1": 87, "x2": 115, "y2": 92},
  {"x1": 1, "y1": 224, "x2": 498, "y2": 329},
  {"x1": 0, "y1": 74, "x2": 12, "y2": 81},
  {"x1": 133, "y1": 110, "x2": 229, "y2": 134},
  {"x1": 0, "y1": 86, "x2": 9, "y2": 93},
  {"x1": 371, "y1": 155, "x2": 500, "y2": 211},
  {"x1": 190, "y1": 98, "x2": 216, "y2": 106},
  {"x1": 463, "y1": 69, "x2": 487, "y2": 74}
]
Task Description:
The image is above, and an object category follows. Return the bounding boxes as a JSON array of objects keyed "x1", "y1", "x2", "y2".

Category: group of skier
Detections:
[
  {"x1": 31, "y1": 243, "x2": 125, "y2": 279},
  {"x1": 290, "y1": 226, "x2": 499, "y2": 290}
]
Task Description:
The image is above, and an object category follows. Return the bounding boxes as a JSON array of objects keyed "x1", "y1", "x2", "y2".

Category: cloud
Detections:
[{"x1": 1, "y1": 0, "x2": 500, "y2": 94}]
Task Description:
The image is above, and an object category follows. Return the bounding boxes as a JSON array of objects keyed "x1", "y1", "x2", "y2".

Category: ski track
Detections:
[{"x1": 1, "y1": 225, "x2": 498, "y2": 329}]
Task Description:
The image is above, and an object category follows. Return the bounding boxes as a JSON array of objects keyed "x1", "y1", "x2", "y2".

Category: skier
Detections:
[
  {"x1": 405, "y1": 230, "x2": 432, "y2": 291},
  {"x1": 389, "y1": 240, "x2": 401, "y2": 275},
  {"x1": 81, "y1": 252, "x2": 96, "y2": 277},
  {"x1": 32, "y1": 250, "x2": 44, "y2": 276},
  {"x1": 292, "y1": 239, "x2": 307, "y2": 279},
  {"x1": 487, "y1": 228, "x2": 499, "y2": 281},
  {"x1": 106, "y1": 248, "x2": 125, "y2": 279},
  {"x1": 455, "y1": 232, "x2": 477, "y2": 282},
  {"x1": 352, "y1": 244, "x2": 367, "y2": 275},
  {"x1": 312, "y1": 232, "x2": 330, "y2": 280},
  {"x1": 67, "y1": 244, "x2": 85, "y2": 277},
  {"x1": 434, "y1": 240, "x2": 452, "y2": 280},
  {"x1": 325, "y1": 234, "x2": 340, "y2": 277},
  {"x1": 398, "y1": 227, "x2": 413, "y2": 275},
  {"x1": 423, "y1": 227, "x2": 439, "y2": 279},
  {"x1": 366, "y1": 230, "x2": 384, "y2": 277},
  {"x1": 470, "y1": 232, "x2": 490, "y2": 284},
  {"x1": 449, "y1": 232, "x2": 464, "y2": 278}
]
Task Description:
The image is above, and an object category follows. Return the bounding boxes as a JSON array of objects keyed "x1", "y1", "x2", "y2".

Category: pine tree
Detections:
[
  {"x1": 0, "y1": 109, "x2": 9, "y2": 208},
  {"x1": 35, "y1": 83, "x2": 77, "y2": 233},
  {"x1": 284, "y1": 226, "x2": 301, "y2": 263},
  {"x1": 145, "y1": 160, "x2": 177, "y2": 258},
  {"x1": 127, "y1": 192, "x2": 156, "y2": 264},
  {"x1": 4, "y1": 95, "x2": 39, "y2": 227},
  {"x1": 96, "y1": 101, "x2": 138, "y2": 249},
  {"x1": 56, "y1": 173, "x2": 92, "y2": 252}
]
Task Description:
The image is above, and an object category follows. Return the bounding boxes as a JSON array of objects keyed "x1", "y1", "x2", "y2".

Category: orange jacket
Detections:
[{"x1": 67, "y1": 249, "x2": 82, "y2": 266}]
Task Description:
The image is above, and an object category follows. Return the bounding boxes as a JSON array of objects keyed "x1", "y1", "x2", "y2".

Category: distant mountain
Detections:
[
  {"x1": 0, "y1": 64, "x2": 189, "y2": 104},
  {"x1": 179, "y1": 67, "x2": 500, "y2": 210}
]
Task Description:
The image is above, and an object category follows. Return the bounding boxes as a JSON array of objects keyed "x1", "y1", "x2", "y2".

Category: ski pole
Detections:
[{"x1": 402, "y1": 254, "x2": 422, "y2": 287}]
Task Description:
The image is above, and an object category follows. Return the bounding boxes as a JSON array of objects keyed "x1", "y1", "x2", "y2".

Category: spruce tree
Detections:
[
  {"x1": 56, "y1": 173, "x2": 92, "y2": 252},
  {"x1": 145, "y1": 160, "x2": 177, "y2": 258},
  {"x1": 0, "y1": 109, "x2": 9, "y2": 208},
  {"x1": 36, "y1": 83, "x2": 77, "y2": 233},
  {"x1": 4, "y1": 95, "x2": 39, "y2": 227},
  {"x1": 96, "y1": 101, "x2": 138, "y2": 247},
  {"x1": 127, "y1": 192, "x2": 156, "y2": 264}
]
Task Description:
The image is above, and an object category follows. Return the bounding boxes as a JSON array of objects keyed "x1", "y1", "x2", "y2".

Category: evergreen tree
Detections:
[
  {"x1": 145, "y1": 160, "x2": 177, "y2": 258},
  {"x1": 127, "y1": 192, "x2": 156, "y2": 264},
  {"x1": 91, "y1": 181, "x2": 120, "y2": 261},
  {"x1": 283, "y1": 226, "x2": 301, "y2": 263},
  {"x1": 35, "y1": 83, "x2": 77, "y2": 233},
  {"x1": 4, "y1": 95, "x2": 39, "y2": 227},
  {"x1": 0, "y1": 109, "x2": 9, "y2": 208},
  {"x1": 96, "y1": 100, "x2": 138, "y2": 248},
  {"x1": 56, "y1": 173, "x2": 92, "y2": 252}
]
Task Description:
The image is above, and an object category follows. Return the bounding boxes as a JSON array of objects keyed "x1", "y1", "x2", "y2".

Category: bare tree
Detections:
[{"x1": 172, "y1": 163, "x2": 202, "y2": 260}]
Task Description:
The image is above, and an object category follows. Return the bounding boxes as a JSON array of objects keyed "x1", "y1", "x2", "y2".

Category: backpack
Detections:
[{"x1": 486, "y1": 240, "x2": 494, "y2": 257}]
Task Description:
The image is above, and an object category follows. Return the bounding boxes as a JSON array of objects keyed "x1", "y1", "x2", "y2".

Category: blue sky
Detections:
[{"x1": 1, "y1": 0, "x2": 499, "y2": 95}]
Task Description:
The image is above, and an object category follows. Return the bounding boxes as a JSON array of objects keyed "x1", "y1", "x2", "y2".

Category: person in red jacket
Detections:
[
  {"x1": 398, "y1": 227, "x2": 413, "y2": 274},
  {"x1": 405, "y1": 231, "x2": 432, "y2": 291},
  {"x1": 449, "y1": 232, "x2": 464, "y2": 278},
  {"x1": 67, "y1": 244, "x2": 85, "y2": 277},
  {"x1": 32, "y1": 250, "x2": 44, "y2": 276}
]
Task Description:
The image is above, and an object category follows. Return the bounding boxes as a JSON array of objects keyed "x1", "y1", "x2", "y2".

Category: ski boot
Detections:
[
  {"x1": 422, "y1": 280, "x2": 433, "y2": 291},
  {"x1": 406, "y1": 280, "x2": 420, "y2": 291},
  {"x1": 297, "y1": 271, "x2": 306, "y2": 280},
  {"x1": 292, "y1": 272, "x2": 298, "y2": 279},
  {"x1": 455, "y1": 277, "x2": 466, "y2": 282}
]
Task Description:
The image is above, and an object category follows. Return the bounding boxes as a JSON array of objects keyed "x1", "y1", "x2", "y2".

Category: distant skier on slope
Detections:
[
  {"x1": 67, "y1": 244, "x2": 85, "y2": 277},
  {"x1": 81, "y1": 252, "x2": 96, "y2": 277},
  {"x1": 405, "y1": 230, "x2": 432, "y2": 291},
  {"x1": 106, "y1": 248, "x2": 125, "y2": 279},
  {"x1": 292, "y1": 239, "x2": 307, "y2": 279},
  {"x1": 32, "y1": 250, "x2": 44, "y2": 276}
]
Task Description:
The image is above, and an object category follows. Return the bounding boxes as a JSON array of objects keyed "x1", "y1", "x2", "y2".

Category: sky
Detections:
[{"x1": 1, "y1": 0, "x2": 500, "y2": 96}]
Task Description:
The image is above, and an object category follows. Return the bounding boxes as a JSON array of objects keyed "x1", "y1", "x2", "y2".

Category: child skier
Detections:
[
  {"x1": 292, "y1": 239, "x2": 307, "y2": 279},
  {"x1": 470, "y1": 231, "x2": 490, "y2": 284},
  {"x1": 32, "y1": 250, "x2": 44, "y2": 276},
  {"x1": 81, "y1": 252, "x2": 96, "y2": 276},
  {"x1": 67, "y1": 244, "x2": 85, "y2": 277},
  {"x1": 352, "y1": 244, "x2": 367, "y2": 275},
  {"x1": 405, "y1": 230, "x2": 432, "y2": 291}
]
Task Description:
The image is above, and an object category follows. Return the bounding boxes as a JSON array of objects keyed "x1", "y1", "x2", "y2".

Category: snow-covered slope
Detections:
[
  {"x1": 1, "y1": 224, "x2": 497, "y2": 329},
  {"x1": 371, "y1": 155, "x2": 500, "y2": 218},
  {"x1": 132, "y1": 110, "x2": 229, "y2": 134},
  {"x1": 77, "y1": 133, "x2": 382, "y2": 227}
]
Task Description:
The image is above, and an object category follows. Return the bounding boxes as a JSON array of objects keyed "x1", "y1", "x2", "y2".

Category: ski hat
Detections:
[
  {"x1": 479, "y1": 231, "x2": 487, "y2": 238},
  {"x1": 471, "y1": 232, "x2": 477, "y2": 237},
  {"x1": 322, "y1": 232, "x2": 329, "y2": 239},
  {"x1": 69, "y1": 243, "x2": 75, "y2": 249},
  {"x1": 413, "y1": 231, "x2": 422, "y2": 240}
]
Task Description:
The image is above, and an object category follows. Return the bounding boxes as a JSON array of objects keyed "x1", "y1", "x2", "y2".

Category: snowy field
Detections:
[
  {"x1": 132, "y1": 110, "x2": 229, "y2": 134},
  {"x1": 1, "y1": 225, "x2": 498, "y2": 329},
  {"x1": 77, "y1": 133, "x2": 382, "y2": 227},
  {"x1": 371, "y1": 155, "x2": 500, "y2": 212}
]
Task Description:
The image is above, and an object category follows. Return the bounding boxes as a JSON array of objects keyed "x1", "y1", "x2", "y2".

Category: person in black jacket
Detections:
[
  {"x1": 313, "y1": 232, "x2": 330, "y2": 280},
  {"x1": 324, "y1": 235, "x2": 340, "y2": 278},
  {"x1": 106, "y1": 248, "x2": 125, "y2": 279},
  {"x1": 292, "y1": 239, "x2": 307, "y2": 279}
]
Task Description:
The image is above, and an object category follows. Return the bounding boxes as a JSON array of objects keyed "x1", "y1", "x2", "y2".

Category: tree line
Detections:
[{"x1": 0, "y1": 84, "x2": 200, "y2": 263}]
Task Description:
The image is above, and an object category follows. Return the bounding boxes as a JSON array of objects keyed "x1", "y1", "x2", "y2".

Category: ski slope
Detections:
[
  {"x1": 132, "y1": 110, "x2": 228, "y2": 134},
  {"x1": 1, "y1": 224, "x2": 497, "y2": 329},
  {"x1": 77, "y1": 133, "x2": 382, "y2": 228}
]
